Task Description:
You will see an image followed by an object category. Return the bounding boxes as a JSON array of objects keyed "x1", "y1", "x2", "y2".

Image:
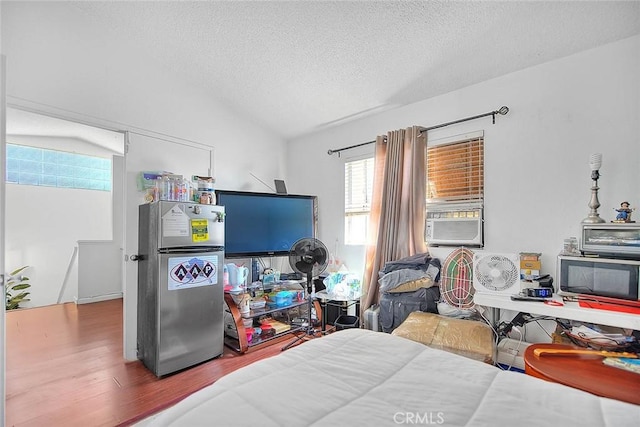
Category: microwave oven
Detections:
[
  {"x1": 425, "y1": 202, "x2": 483, "y2": 247},
  {"x1": 557, "y1": 255, "x2": 640, "y2": 301}
]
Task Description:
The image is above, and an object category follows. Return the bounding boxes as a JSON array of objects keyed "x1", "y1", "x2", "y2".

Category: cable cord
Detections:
[{"x1": 498, "y1": 327, "x2": 524, "y2": 372}]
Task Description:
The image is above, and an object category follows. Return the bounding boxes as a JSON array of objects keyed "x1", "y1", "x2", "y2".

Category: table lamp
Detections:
[{"x1": 582, "y1": 153, "x2": 606, "y2": 224}]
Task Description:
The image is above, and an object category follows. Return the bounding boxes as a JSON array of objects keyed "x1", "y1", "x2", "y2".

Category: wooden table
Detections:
[{"x1": 524, "y1": 343, "x2": 640, "y2": 406}]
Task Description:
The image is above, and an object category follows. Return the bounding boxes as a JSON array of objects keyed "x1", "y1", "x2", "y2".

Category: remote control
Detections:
[{"x1": 510, "y1": 295, "x2": 552, "y2": 302}]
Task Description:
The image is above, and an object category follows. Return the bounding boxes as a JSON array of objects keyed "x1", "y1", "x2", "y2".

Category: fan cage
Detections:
[
  {"x1": 440, "y1": 247, "x2": 475, "y2": 309},
  {"x1": 472, "y1": 253, "x2": 520, "y2": 294},
  {"x1": 289, "y1": 238, "x2": 329, "y2": 279}
]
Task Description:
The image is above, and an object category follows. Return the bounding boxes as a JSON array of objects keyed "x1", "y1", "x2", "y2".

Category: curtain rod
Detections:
[{"x1": 327, "y1": 105, "x2": 509, "y2": 156}]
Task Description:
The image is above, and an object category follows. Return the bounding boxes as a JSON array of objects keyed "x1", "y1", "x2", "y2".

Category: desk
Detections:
[
  {"x1": 524, "y1": 343, "x2": 640, "y2": 405},
  {"x1": 315, "y1": 290, "x2": 359, "y2": 332},
  {"x1": 473, "y1": 293, "x2": 640, "y2": 330}
]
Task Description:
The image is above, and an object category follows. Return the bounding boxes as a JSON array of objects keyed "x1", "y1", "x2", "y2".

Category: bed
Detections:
[{"x1": 136, "y1": 329, "x2": 639, "y2": 426}]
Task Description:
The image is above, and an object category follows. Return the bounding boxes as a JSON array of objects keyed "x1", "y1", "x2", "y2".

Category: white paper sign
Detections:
[{"x1": 162, "y1": 205, "x2": 189, "y2": 237}]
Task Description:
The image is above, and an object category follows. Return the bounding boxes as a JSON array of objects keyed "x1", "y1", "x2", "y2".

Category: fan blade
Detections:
[
  {"x1": 310, "y1": 248, "x2": 325, "y2": 263},
  {"x1": 289, "y1": 238, "x2": 329, "y2": 276},
  {"x1": 295, "y1": 260, "x2": 314, "y2": 274},
  {"x1": 293, "y1": 244, "x2": 310, "y2": 256}
]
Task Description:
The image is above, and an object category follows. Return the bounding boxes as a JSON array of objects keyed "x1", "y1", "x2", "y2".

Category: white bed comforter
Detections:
[{"x1": 137, "y1": 329, "x2": 639, "y2": 427}]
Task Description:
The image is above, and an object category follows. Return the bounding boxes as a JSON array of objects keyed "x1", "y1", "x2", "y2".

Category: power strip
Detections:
[{"x1": 496, "y1": 338, "x2": 532, "y2": 371}]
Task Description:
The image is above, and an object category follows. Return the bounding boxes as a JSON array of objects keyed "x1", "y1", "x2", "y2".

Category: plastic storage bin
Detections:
[
  {"x1": 274, "y1": 291, "x2": 294, "y2": 307},
  {"x1": 334, "y1": 315, "x2": 359, "y2": 330}
]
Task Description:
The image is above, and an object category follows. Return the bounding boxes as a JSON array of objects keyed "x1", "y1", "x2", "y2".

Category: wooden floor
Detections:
[{"x1": 5, "y1": 299, "x2": 284, "y2": 426}]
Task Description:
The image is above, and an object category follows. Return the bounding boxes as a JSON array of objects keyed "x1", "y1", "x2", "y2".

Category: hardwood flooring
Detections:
[{"x1": 5, "y1": 299, "x2": 284, "y2": 426}]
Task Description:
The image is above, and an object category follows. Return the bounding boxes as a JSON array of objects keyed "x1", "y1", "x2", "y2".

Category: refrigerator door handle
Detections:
[{"x1": 159, "y1": 247, "x2": 224, "y2": 254}]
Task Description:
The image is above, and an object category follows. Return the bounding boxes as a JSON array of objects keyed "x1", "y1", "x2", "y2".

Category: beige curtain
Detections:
[{"x1": 361, "y1": 126, "x2": 427, "y2": 317}]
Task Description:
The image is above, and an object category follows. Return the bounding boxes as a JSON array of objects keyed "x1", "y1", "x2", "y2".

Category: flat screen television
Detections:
[{"x1": 215, "y1": 190, "x2": 317, "y2": 258}]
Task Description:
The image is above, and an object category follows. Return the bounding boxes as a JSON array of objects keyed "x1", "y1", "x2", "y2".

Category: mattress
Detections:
[{"x1": 136, "y1": 329, "x2": 639, "y2": 427}]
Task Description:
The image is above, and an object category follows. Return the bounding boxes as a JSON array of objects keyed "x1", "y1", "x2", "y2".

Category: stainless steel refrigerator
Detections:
[{"x1": 137, "y1": 201, "x2": 225, "y2": 376}]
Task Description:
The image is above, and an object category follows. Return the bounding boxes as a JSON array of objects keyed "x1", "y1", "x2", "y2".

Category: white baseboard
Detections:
[{"x1": 75, "y1": 292, "x2": 123, "y2": 305}]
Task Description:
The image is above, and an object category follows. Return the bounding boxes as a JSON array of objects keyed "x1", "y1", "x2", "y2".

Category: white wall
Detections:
[
  {"x1": 5, "y1": 183, "x2": 112, "y2": 307},
  {"x1": 77, "y1": 240, "x2": 121, "y2": 304},
  {"x1": 288, "y1": 35, "x2": 640, "y2": 288}
]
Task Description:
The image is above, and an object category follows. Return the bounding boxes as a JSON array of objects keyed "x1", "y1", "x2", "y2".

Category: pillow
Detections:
[{"x1": 387, "y1": 276, "x2": 435, "y2": 293}]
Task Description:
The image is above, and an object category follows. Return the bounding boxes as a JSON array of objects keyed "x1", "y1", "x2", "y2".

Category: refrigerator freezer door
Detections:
[{"x1": 146, "y1": 201, "x2": 225, "y2": 249}]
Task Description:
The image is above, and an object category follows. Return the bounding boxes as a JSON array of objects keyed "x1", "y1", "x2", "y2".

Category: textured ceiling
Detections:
[{"x1": 21, "y1": 1, "x2": 640, "y2": 140}]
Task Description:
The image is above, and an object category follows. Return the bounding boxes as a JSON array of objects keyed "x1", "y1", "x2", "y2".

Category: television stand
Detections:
[{"x1": 223, "y1": 292, "x2": 322, "y2": 353}]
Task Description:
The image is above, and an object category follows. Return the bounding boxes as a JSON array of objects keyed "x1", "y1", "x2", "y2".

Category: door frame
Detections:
[
  {"x1": 1, "y1": 53, "x2": 8, "y2": 425},
  {"x1": 4, "y1": 99, "x2": 130, "y2": 353}
]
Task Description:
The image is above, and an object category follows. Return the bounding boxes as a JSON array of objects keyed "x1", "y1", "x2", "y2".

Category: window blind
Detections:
[
  {"x1": 344, "y1": 157, "x2": 374, "y2": 244},
  {"x1": 426, "y1": 137, "x2": 483, "y2": 202}
]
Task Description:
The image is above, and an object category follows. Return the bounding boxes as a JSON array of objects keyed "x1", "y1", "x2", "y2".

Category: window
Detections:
[
  {"x1": 6, "y1": 143, "x2": 112, "y2": 191},
  {"x1": 344, "y1": 156, "x2": 374, "y2": 244},
  {"x1": 426, "y1": 135, "x2": 484, "y2": 202}
]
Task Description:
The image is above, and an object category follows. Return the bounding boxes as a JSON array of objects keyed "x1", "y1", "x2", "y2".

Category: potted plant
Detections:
[{"x1": 5, "y1": 266, "x2": 31, "y2": 310}]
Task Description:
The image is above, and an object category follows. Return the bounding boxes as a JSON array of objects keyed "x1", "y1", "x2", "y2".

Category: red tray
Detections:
[{"x1": 578, "y1": 294, "x2": 640, "y2": 315}]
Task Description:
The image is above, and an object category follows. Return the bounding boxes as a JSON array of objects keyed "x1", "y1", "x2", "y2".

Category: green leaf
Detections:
[
  {"x1": 9, "y1": 266, "x2": 29, "y2": 276},
  {"x1": 5, "y1": 266, "x2": 32, "y2": 310},
  {"x1": 12, "y1": 292, "x2": 30, "y2": 300}
]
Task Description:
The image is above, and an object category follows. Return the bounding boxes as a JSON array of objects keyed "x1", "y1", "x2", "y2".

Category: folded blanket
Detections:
[
  {"x1": 379, "y1": 261, "x2": 441, "y2": 293},
  {"x1": 379, "y1": 252, "x2": 431, "y2": 274}
]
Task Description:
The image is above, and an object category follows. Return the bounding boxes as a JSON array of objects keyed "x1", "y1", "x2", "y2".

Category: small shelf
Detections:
[
  {"x1": 246, "y1": 299, "x2": 308, "y2": 318},
  {"x1": 224, "y1": 324, "x2": 305, "y2": 350},
  {"x1": 223, "y1": 292, "x2": 321, "y2": 353}
]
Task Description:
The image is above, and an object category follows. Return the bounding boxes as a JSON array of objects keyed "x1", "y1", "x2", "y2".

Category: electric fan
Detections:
[
  {"x1": 440, "y1": 247, "x2": 476, "y2": 309},
  {"x1": 472, "y1": 252, "x2": 520, "y2": 295},
  {"x1": 281, "y1": 237, "x2": 329, "y2": 351}
]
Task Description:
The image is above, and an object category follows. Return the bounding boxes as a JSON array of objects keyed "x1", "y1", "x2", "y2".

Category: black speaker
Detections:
[{"x1": 274, "y1": 179, "x2": 287, "y2": 194}]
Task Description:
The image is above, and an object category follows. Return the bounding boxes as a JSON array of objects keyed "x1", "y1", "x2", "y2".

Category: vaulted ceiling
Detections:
[{"x1": 11, "y1": 1, "x2": 640, "y2": 141}]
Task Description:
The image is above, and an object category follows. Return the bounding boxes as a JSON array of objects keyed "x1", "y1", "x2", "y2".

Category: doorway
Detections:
[{"x1": 5, "y1": 107, "x2": 125, "y2": 308}]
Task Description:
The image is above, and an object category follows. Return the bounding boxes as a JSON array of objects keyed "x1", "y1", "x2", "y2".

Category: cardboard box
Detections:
[
  {"x1": 392, "y1": 312, "x2": 494, "y2": 363},
  {"x1": 269, "y1": 320, "x2": 291, "y2": 334},
  {"x1": 520, "y1": 260, "x2": 541, "y2": 270},
  {"x1": 520, "y1": 254, "x2": 542, "y2": 281},
  {"x1": 520, "y1": 252, "x2": 541, "y2": 261}
]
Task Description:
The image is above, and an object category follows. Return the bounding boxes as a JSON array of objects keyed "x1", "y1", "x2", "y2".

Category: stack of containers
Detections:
[
  {"x1": 195, "y1": 175, "x2": 215, "y2": 205},
  {"x1": 155, "y1": 174, "x2": 193, "y2": 202}
]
